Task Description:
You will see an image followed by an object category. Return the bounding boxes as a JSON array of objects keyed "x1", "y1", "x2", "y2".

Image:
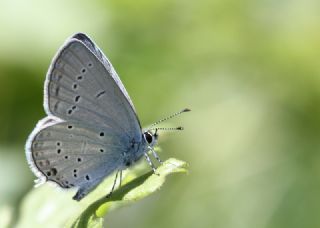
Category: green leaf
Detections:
[{"x1": 16, "y1": 158, "x2": 188, "y2": 228}]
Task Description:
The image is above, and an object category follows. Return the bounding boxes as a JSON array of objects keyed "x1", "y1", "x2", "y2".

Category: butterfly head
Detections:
[
  {"x1": 143, "y1": 108, "x2": 191, "y2": 147},
  {"x1": 143, "y1": 130, "x2": 158, "y2": 147}
]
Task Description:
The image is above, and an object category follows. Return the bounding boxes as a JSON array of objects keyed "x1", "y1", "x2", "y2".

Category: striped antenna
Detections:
[
  {"x1": 148, "y1": 108, "x2": 191, "y2": 129},
  {"x1": 149, "y1": 127, "x2": 184, "y2": 131}
]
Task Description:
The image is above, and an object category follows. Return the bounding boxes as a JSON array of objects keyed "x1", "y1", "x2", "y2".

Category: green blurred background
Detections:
[{"x1": 1, "y1": 0, "x2": 320, "y2": 227}]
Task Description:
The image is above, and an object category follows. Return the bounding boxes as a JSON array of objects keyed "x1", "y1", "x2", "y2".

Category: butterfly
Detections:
[{"x1": 25, "y1": 33, "x2": 190, "y2": 201}]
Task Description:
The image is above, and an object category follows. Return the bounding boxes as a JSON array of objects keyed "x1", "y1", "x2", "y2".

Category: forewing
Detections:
[
  {"x1": 44, "y1": 35, "x2": 141, "y2": 141},
  {"x1": 71, "y1": 33, "x2": 136, "y2": 112}
]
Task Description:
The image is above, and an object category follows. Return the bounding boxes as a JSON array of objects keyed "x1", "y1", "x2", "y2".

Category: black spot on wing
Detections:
[{"x1": 95, "y1": 90, "x2": 105, "y2": 98}]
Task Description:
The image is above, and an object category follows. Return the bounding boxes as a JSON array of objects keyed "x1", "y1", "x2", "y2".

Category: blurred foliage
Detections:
[{"x1": 1, "y1": 0, "x2": 320, "y2": 227}]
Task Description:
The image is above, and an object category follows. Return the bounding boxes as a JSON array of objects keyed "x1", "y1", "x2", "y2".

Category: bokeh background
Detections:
[{"x1": 1, "y1": 0, "x2": 320, "y2": 227}]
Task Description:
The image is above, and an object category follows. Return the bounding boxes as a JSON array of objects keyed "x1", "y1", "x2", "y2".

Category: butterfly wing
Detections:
[
  {"x1": 44, "y1": 33, "x2": 141, "y2": 139},
  {"x1": 71, "y1": 33, "x2": 136, "y2": 113},
  {"x1": 26, "y1": 34, "x2": 142, "y2": 200},
  {"x1": 26, "y1": 116, "x2": 128, "y2": 200}
]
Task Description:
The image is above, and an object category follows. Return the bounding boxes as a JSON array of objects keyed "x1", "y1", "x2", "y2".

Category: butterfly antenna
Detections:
[
  {"x1": 148, "y1": 108, "x2": 191, "y2": 129},
  {"x1": 149, "y1": 127, "x2": 184, "y2": 131}
]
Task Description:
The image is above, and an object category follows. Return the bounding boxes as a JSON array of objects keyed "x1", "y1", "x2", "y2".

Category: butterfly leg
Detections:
[
  {"x1": 144, "y1": 152, "x2": 159, "y2": 175},
  {"x1": 73, "y1": 188, "x2": 88, "y2": 201},
  {"x1": 119, "y1": 170, "x2": 122, "y2": 187},
  {"x1": 148, "y1": 146, "x2": 163, "y2": 164},
  {"x1": 73, "y1": 178, "x2": 103, "y2": 201},
  {"x1": 106, "y1": 170, "x2": 119, "y2": 198}
]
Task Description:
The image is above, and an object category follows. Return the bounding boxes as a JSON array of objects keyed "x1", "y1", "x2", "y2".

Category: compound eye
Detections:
[{"x1": 144, "y1": 132, "x2": 153, "y2": 144}]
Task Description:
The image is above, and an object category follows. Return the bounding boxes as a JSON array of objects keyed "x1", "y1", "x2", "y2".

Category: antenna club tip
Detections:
[
  {"x1": 183, "y1": 108, "x2": 191, "y2": 112},
  {"x1": 177, "y1": 126, "x2": 184, "y2": 130}
]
